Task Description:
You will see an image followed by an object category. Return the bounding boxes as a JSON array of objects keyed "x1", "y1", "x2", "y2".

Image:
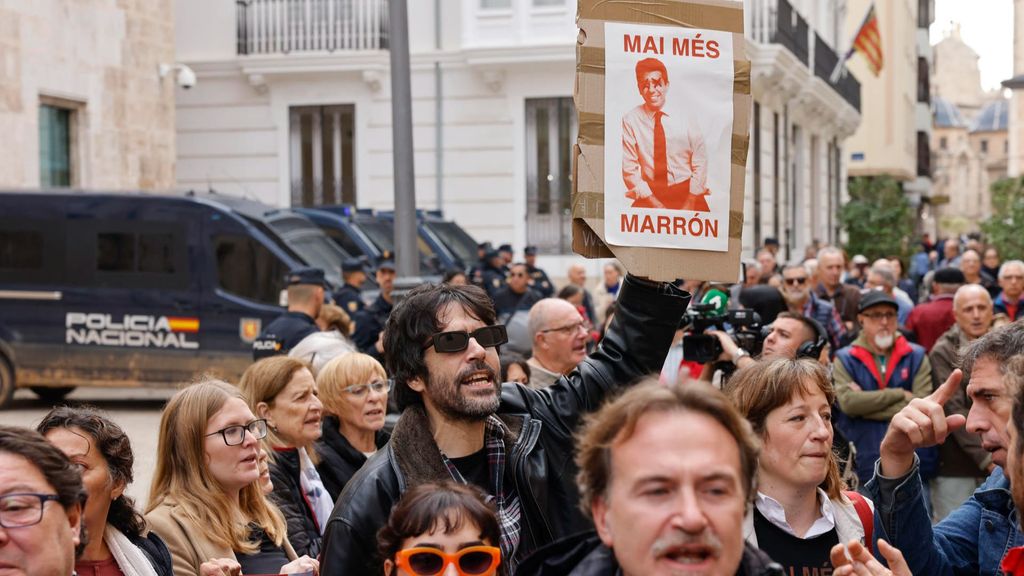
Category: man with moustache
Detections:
[
  {"x1": 779, "y1": 263, "x2": 845, "y2": 354},
  {"x1": 515, "y1": 381, "x2": 783, "y2": 576},
  {"x1": 832, "y1": 291, "x2": 936, "y2": 487},
  {"x1": 859, "y1": 322, "x2": 1024, "y2": 575},
  {"x1": 319, "y1": 275, "x2": 690, "y2": 575}
]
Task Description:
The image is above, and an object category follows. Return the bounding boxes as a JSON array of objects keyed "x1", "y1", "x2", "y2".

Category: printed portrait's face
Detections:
[{"x1": 639, "y1": 70, "x2": 668, "y2": 110}]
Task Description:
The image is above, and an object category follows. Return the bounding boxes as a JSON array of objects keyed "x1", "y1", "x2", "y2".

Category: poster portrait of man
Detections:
[{"x1": 622, "y1": 57, "x2": 709, "y2": 212}]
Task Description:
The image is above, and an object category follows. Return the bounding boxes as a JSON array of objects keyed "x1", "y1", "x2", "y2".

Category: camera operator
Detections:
[{"x1": 700, "y1": 312, "x2": 829, "y2": 381}]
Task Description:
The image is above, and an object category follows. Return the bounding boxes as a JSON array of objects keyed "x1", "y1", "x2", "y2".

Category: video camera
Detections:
[{"x1": 681, "y1": 303, "x2": 765, "y2": 364}]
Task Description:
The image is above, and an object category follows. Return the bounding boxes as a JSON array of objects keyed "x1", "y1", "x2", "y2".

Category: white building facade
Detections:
[{"x1": 174, "y1": 0, "x2": 859, "y2": 273}]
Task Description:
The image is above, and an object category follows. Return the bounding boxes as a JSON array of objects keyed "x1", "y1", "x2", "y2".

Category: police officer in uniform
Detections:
[
  {"x1": 333, "y1": 257, "x2": 368, "y2": 316},
  {"x1": 252, "y1": 267, "x2": 325, "y2": 360},
  {"x1": 497, "y1": 243, "x2": 514, "y2": 273},
  {"x1": 524, "y1": 245, "x2": 554, "y2": 298},
  {"x1": 479, "y1": 249, "x2": 507, "y2": 298},
  {"x1": 468, "y1": 241, "x2": 492, "y2": 286},
  {"x1": 352, "y1": 259, "x2": 396, "y2": 361}
]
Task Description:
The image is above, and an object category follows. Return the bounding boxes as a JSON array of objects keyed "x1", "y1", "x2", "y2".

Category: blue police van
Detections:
[{"x1": 0, "y1": 190, "x2": 345, "y2": 407}]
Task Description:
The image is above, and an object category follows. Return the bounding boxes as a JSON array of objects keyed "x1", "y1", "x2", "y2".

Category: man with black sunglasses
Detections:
[
  {"x1": 779, "y1": 263, "x2": 846, "y2": 355},
  {"x1": 320, "y1": 273, "x2": 690, "y2": 575}
]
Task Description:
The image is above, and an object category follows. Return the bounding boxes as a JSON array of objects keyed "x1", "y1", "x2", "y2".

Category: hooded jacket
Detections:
[
  {"x1": 318, "y1": 276, "x2": 690, "y2": 575},
  {"x1": 513, "y1": 531, "x2": 784, "y2": 576}
]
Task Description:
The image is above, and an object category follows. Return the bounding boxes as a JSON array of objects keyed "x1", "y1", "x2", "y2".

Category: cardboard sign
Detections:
[{"x1": 574, "y1": 0, "x2": 750, "y2": 281}]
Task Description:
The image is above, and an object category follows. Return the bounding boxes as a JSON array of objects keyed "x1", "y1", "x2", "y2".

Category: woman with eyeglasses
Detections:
[
  {"x1": 145, "y1": 380, "x2": 318, "y2": 576},
  {"x1": 38, "y1": 405, "x2": 173, "y2": 576},
  {"x1": 378, "y1": 481, "x2": 504, "y2": 576},
  {"x1": 315, "y1": 352, "x2": 392, "y2": 499},
  {"x1": 239, "y1": 356, "x2": 329, "y2": 560}
]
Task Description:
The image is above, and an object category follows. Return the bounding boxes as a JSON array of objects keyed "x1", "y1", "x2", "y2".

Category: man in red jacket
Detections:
[{"x1": 905, "y1": 267, "x2": 964, "y2": 352}]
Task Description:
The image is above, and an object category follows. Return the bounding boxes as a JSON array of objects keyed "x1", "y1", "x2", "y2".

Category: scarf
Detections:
[
  {"x1": 298, "y1": 446, "x2": 334, "y2": 534},
  {"x1": 104, "y1": 524, "x2": 158, "y2": 576}
]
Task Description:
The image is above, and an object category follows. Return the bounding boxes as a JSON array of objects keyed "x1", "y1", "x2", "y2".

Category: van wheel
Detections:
[
  {"x1": 31, "y1": 386, "x2": 76, "y2": 403},
  {"x1": 0, "y1": 360, "x2": 12, "y2": 409}
]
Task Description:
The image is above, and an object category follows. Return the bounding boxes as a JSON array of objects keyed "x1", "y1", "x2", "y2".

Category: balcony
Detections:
[
  {"x1": 236, "y1": 0, "x2": 389, "y2": 55},
  {"x1": 748, "y1": 0, "x2": 809, "y2": 66},
  {"x1": 814, "y1": 33, "x2": 861, "y2": 112}
]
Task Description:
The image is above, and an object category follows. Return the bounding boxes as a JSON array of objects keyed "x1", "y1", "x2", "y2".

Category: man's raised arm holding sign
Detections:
[{"x1": 863, "y1": 322, "x2": 1024, "y2": 575}]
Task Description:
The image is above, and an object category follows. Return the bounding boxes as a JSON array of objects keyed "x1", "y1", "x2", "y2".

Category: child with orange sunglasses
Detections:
[{"x1": 378, "y1": 482, "x2": 504, "y2": 576}]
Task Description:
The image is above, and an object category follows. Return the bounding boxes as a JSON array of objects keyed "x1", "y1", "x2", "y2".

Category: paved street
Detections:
[{"x1": 3, "y1": 386, "x2": 177, "y2": 507}]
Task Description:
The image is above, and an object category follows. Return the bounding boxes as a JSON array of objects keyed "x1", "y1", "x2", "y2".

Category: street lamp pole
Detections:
[{"x1": 390, "y1": 0, "x2": 420, "y2": 282}]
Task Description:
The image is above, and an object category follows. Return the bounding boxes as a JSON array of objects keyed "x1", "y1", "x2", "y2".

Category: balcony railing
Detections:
[
  {"x1": 748, "y1": 0, "x2": 808, "y2": 65},
  {"x1": 814, "y1": 33, "x2": 861, "y2": 112},
  {"x1": 236, "y1": 0, "x2": 389, "y2": 55}
]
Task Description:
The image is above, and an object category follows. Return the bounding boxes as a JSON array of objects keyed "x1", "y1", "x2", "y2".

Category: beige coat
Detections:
[{"x1": 146, "y1": 498, "x2": 297, "y2": 576}]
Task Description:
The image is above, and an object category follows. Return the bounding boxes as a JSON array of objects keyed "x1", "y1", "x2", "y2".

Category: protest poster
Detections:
[{"x1": 574, "y1": 0, "x2": 750, "y2": 281}]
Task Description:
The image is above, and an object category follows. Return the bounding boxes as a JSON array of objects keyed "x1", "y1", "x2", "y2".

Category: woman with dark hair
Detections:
[
  {"x1": 727, "y1": 358, "x2": 881, "y2": 573},
  {"x1": 39, "y1": 405, "x2": 173, "y2": 576},
  {"x1": 499, "y1": 353, "x2": 531, "y2": 385},
  {"x1": 378, "y1": 482, "x2": 504, "y2": 576},
  {"x1": 443, "y1": 269, "x2": 469, "y2": 286}
]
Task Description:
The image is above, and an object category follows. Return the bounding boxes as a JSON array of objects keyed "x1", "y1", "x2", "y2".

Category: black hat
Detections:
[
  {"x1": 858, "y1": 290, "x2": 898, "y2": 313},
  {"x1": 524, "y1": 245, "x2": 538, "y2": 256},
  {"x1": 376, "y1": 259, "x2": 396, "y2": 272},
  {"x1": 484, "y1": 249, "x2": 501, "y2": 262},
  {"x1": 341, "y1": 257, "x2": 366, "y2": 274},
  {"x1": 477, "y1": 242, "x2": 493, "y2": 251},
  {"x1": 285, "y1": 267, "x2": 327, "y2": 287},
  {"x1": 498, "y1": 243, "x2": 513, "y2": 253},
  {"x1": 764, "y1": 237, "x2": 779, "y2": 247},
  {"x1": 934, "y1": 267, "x2": 966, "y2": 284}
]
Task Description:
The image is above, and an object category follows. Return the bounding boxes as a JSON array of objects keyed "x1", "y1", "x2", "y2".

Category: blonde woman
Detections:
[
  {"x1": 239, "y1": 356, "x2": 329, "y2": 559},
  {"x1": 315, "y1": 352, "x2": 391, "y2": 499},
  {"x1": 727, "y1": 358, "x2": 880, "y2": 574},
  {"x1": 145, "y1": 380, "x2": 318, "y2": 576}
]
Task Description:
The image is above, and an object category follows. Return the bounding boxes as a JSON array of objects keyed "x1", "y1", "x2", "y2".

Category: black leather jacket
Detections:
[
  {"x1": 131, "y1": 529, "x2": 174, "y2": 576},
  {"x1": 267, "y1": 447, "x2": 322, "y2": 559},
  {"x1": 319, "y1": 276, "x2": 690, "y2": 575},
  {"x1": 513, "y1": 531, "x2": 784, "y2": 576}
]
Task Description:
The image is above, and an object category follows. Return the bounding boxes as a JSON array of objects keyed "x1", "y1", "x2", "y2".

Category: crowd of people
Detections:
[{"x1": 10, "y1": 234, "x2": 1024, "y2": 576}]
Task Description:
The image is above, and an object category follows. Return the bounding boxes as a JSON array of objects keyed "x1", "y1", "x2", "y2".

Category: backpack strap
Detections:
[{"x1": 844, "y1": 490, "x2": 873, "y2": 546}]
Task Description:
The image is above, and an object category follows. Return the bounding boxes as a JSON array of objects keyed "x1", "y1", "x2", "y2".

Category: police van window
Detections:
[
  {"x1": 0, "y1": 230, "x2": 44, "y2": 270},
  {"x1": 97, "y1": 233, "x2": 176, "y2": 274},
  {"x1": 213, "y1": 234, "x2": 286, "y2": 305},
  {"x1": 324, "y1": 227, "x2": 364, "y2": 257}
]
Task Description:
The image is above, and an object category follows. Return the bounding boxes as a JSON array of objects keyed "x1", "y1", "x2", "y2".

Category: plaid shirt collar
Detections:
[{"x1": 440, "y1": 415, "x2": 522, "y2": 564}]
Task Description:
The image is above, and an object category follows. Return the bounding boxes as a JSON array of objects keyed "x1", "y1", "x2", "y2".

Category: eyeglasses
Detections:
[
  {"x1": 783, "y1": 277, "x2": 808, "y2": 286},
  {"x1": 343, "y1": 379, "x2": 393, "y2": 397},
  {"x1": 395, "y1": 546, "x2": 501, "y2": 576},
  {"x1": 540, "y1": 320, "x2": 587, "y2": 335},
  {"x1": 423, "y1": 325, "x2": 508, "y2": 353},
  {"x1": 0, "y1": 493, "x2": 62, "y2": 528},
  {"x1": 205, "y1": 419, "x2": 268, "y2": 446},
  {"x1": 862, "y1": 311, "x2": 897, "y2": 321}
]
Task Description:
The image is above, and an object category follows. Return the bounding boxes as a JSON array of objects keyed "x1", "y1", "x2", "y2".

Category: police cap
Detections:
[{"x1": 285, "y1": 267, "x2": 327, "y2": 287}]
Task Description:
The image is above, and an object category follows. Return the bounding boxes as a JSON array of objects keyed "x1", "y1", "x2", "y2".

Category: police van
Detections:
[{"x1": 0, "y1": 190, "x2": 345, "y2": 407}]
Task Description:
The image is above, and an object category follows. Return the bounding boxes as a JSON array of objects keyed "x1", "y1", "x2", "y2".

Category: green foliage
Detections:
[
  {"x1": 980, "y1": 177, "x2": 1024, "y2": 260},
  {"x1": 839, "y1": 176, "x2": 914, "y2": 261}
]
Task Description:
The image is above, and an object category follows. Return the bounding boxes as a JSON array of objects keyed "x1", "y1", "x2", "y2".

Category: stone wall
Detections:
[{"x1": 0, "y1": 0, "x2": 176, "y2": 190}]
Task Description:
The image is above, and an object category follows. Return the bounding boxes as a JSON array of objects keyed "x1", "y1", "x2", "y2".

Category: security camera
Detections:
[{"x1": 158, "y1": 63, "x2": 197, "y2": 90}]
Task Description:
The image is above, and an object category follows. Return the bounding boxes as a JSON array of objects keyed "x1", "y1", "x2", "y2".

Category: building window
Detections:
[
  {"x1": 981, "y1": 139, "x2": 989, "y2": 154},
  {"x1": 917, "y1": 57, "x2": 930, "y2": 104},
  {"x1": 917, "y1": 131, "x2": 931, "y2": 177},
  {"x1": 525, "y1": 97, "x2": 576, "y2": 254},
  {"x1": 940, "y1": 136, "x2": 947, "y2": 150},
  {"x1": 1006, "y1": 140, "x2": 1010, "y2": 154},
  {"x1": 481, "y1": 0, "x2": 511, "y2": 8},
  {"x1": 39, "y1": 104, "x2": 74, "y2": 187},
  {"x1": 289, "y1": 105, "x2": 356, "y2": 207}
]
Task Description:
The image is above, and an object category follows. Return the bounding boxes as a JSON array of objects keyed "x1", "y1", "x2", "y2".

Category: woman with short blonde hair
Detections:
[
  {"x1": 145, "y1": 380, "x2": 317, "y2": 576},
  {"x1": 315, "y1": 352, "x2": 391, "y2": 499}
]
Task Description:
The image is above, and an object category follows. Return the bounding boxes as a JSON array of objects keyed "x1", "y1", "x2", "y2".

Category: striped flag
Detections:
[{"x1": 831, "y1": 3, "x2": 883, "y2": 83}]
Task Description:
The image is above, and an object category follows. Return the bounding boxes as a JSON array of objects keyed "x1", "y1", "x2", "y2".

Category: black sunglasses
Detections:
[{"x1": 423, "y1": 325, "x2": 508, "y2": 353}]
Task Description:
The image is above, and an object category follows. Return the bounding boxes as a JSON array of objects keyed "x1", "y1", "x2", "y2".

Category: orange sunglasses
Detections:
[{"x1": 395, "y1": 545, "x2": 501, "y2": 576}]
